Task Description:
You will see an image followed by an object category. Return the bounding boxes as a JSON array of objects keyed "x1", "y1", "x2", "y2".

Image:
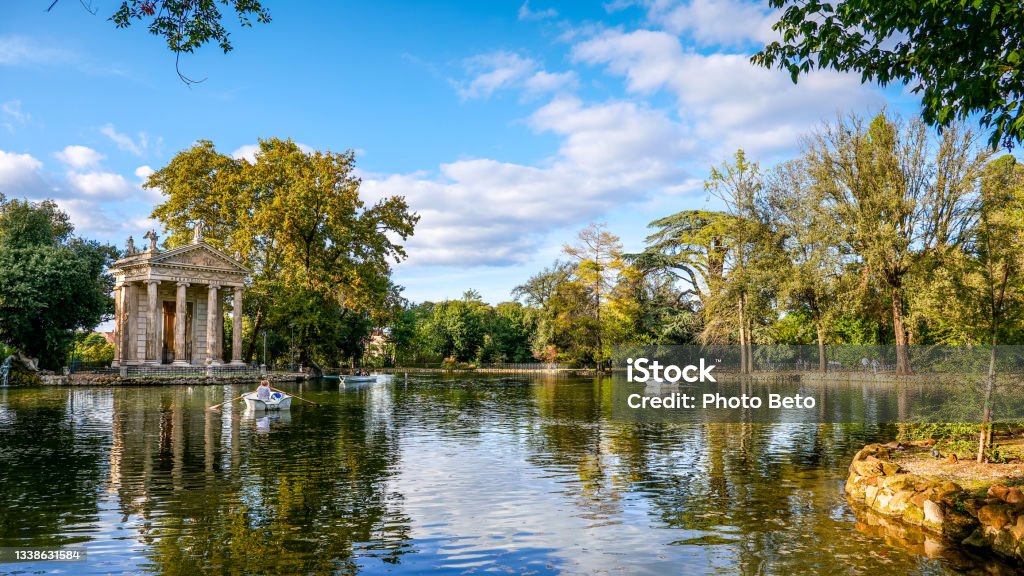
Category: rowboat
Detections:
[
  {"x1": 242, "y1": 390, "x2": 293, "y2": 411},
  {"x1": 341, "y1": 375, "x2": 377, "y2": 384}
]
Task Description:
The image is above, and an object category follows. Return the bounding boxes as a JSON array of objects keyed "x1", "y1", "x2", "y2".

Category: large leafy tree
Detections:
[
  {"x1": 148, "y1": 138, "x2": 417, "y2": 369},
  {"x1": 0, "y1": 196, "x2": 115, "y2": 369},
  {"x1": 804, "y1": 113, "x2": 988, "y2": 374},
  {"x1": 767, "y1": 158, "x2": 851, "y2": 372},
  {"x1": 753, "y1": 0, "x2": 1024, "y2": 148}
]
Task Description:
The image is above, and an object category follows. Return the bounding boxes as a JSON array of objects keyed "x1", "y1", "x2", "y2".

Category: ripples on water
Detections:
[{"x1": 0, "y1": 377, "x2": 1012, "y2": 575}]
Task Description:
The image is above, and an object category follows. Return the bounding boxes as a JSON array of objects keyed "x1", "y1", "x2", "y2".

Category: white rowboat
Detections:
[
  {"x1": 242, "y1": 391, "x2": 293, "y2": 412},
  {"x1": 341, "y1": 376, "x2": 377, "y2": 384}
]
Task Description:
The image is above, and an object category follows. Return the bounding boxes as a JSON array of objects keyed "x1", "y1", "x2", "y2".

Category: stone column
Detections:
[
  {"x1": 230, "y1": 287, "x2": 244, "y2": 365},
  {"x1": 173, "y1": 282, "x2": 190, "y2": 365},
  {"x1": 145, "y1": 280, "x2": 161, "y2": 364},
  {"x1": 126, "y1": 282, "x2": 140, "y2": 364},
  {"x1": 206, "y1": 284, "x2": 221, "y2": 365},
  {"x1": 112, "y1": 284, "x2": 123, "y2": 367}
]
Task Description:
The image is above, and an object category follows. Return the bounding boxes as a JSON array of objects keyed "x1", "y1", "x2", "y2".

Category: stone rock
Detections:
[
  {"x1": 865, "y1": 485, "x2": 880, "y2": 505},
  {"x1": 902, "y1": 504, "x2": 925, "y2": 525},
  {"x1": 880, "y1": 461, "x2": 902, "y2": 476},
  {"x1": 853, "y1": 459, "x2": 884, "y2": 478},
  {"x1": 989, "y1": 484, "x2": 1010, "y2": 500},
  {"x1": 937, "y1": 481, "x2": 962, "y2": 496},
  {"x1": 978, "y1": 504, "x2": 1012, "y2": 529},
  {"x1": 923, "y1": 500, "x2": 944, "y2": 525},
  {"x1": 1010, "y1": 515, "x2": 1024, "y2": 541},
  {"x1": 910, "y1": 491, "x2": 930, "y2": 508},
  {"x1": 1004, "y1": 487, "x2": 1024, "y2": 505},
  {"x1": 962, "y1": 529, "x2": 988, "y2": 549}
]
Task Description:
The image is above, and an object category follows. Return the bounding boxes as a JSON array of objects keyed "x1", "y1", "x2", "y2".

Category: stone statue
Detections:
[
  {"x1": 193, "y1": 221, "x2": 204, "y2": 244},
  {"x1": 126, "y1": 235, "x2": 136, "y2": 255},
  {"x1": 143, "y1": 229, "x2": 159, "y2": 252}
]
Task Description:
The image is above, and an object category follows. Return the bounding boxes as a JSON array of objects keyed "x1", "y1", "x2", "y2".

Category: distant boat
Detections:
[
  {"x1": 242, "y1": 390, "x2": 292, "y2": 411},
  {"x1": 341, "y1": 375, "x2": 377, "y2": 384}
]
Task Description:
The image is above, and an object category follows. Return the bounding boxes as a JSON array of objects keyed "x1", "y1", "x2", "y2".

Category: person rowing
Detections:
[{"x1": 256, "y1": 379, "x2": 271, "y2": 402}]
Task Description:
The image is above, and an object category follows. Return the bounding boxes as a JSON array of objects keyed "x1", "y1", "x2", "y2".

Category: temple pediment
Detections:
[{"x1": 150, "y1": 243, "x2": 250, "y2": 274}]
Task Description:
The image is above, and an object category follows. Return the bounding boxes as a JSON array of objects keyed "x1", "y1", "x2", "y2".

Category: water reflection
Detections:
[{"x1": 0, "y1": 376, "x2": 1017, "y2": 575}]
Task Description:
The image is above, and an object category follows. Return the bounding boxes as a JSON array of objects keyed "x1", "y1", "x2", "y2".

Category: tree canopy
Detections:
[
  {"x1": 753, "y1": 0, "x2": 1024, "y2": 148},
  {"x1": 148, "y1": 138, "x2": 417, "y2": 369},
  {"x1": 0, "y1": 196, "x2": 115, "y2": 368}
]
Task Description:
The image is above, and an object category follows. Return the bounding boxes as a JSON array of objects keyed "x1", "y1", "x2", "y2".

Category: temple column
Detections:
[
  {"x1": 230, "y1": 286, "x2": 244, "y2": 365},
  {"x1": 173, "y1": 282, "x2": 190, "y2": 365},
  {"x1": 206, "y1": 284, "x2": 221, "y2": 365},
  {"x1": 126, "y1": 282, "x2": 140, "y2": 364},
  {"x1": 112, "y1": 284, "x2": 123, "y2": 367},
  {"x1": 145, "y1": 280, "x2": 161, "y2": 364}
]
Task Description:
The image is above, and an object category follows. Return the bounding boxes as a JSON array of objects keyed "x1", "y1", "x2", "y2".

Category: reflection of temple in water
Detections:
[{"x1": 105, "y1": 387, "x2": 243, "y2": 527}]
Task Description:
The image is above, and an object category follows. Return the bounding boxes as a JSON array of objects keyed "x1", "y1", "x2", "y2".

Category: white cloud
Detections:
[
  {"x1": 0, "y1": 149, "x2": 48, "y2": 197},
  {"x1": 99, "y1": 123, "x2": 151, "y2": 156},
  {"x1": 134, "y1": 165, "x2": 155, "y2": 180},
  {"x1": 457, "y1": 52, "x2": 576, "y2": 100},
  {"x1": 0, "y1": 35, "x2": 71, "y2": 66},
  {"x1": 55, "y1": 145, "x2": 105, "y2": 169},
  {"x1": 2, "y1": 100, "x2": 30, "y2": 133},
  {"x1": 362, "y1": 97, "x2": 691, "y2": 266},
  {"x1": 644, "y1": 0, "x2": 778, "y2": 47},
  {"x1": 518, "y1": 1, "x2": 558, "y2": 21},
  {"x1": 2, "y1": 100, "x2": 29, "y2": 123},
  {"x1": 572, "y1": 28, "x2": 884, "y2": 158},
  {"x1": 65, "y1": 170, "x2": 135, "y2": 199}
]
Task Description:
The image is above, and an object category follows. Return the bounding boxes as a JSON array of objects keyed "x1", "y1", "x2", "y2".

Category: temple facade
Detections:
[{"x1": 109, "y1": 228, "x2": 251, "y2": 366}]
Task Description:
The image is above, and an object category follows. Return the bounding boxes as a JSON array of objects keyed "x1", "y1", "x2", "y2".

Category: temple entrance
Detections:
[{"x1": 162, "y1": 301, "x2": 175, "y2": 364}]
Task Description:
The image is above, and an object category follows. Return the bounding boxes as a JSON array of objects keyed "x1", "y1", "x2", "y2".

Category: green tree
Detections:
[
  {"x1": 148, "y1": 138, "x2": 417, "y2": 370},
  {"x1": 767, "y1": 158, "x2": 850, "y2": 372},
  {"x1": 804, "y1": 113, "x2": 989, "y2": 374},
  {"x1": 562, "y1": 223, "x2": 624, "y2": 370},
  {"x1": 753, "y1": 0, "x2": 1024, "y2": 148},
  {"x1": 0, "y1": 197, "x2": 115, "y2": 369}
]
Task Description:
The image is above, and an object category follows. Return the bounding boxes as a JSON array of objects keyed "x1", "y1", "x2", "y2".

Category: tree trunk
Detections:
[
  {"x1": 892, "y1": 288, "x2": 912, "y2": 375},
  {"x1": 738, "y1": 295, "x2": 748, "y2": 375},
  {"x1": 816, "y1": 321, "x2": 827, "y2": 374},
  {"x1": 746, "y1": 317, "x2": 754, "y2": 373},
  {"x1": 978, "y1": 341, "x2": 997, "y2": 463}
]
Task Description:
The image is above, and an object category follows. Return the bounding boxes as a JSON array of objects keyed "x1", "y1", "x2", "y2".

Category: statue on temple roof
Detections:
[
  {"x1": 143, "y1": 229, "x2": 159, "y2": 252},
  {"x1": 126, "y1": 235, "x2": 136, "y2": 255},
  {"x1": 193, "y1": 221, "x2": 204, "y2": 244}
]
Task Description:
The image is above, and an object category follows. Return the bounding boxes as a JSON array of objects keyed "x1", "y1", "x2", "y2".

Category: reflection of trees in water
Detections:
[
  {"x1": 106, "y1": 386, "x2": 410, "y2": 574},
  {"x1": 0, "y1": 393, "x2": 103, "y2": 547}
]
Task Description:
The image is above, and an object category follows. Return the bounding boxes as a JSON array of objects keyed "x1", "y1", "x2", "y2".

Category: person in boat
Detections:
[{"x1": 256, "y1": 379, "x2": 271, "y2": 402}]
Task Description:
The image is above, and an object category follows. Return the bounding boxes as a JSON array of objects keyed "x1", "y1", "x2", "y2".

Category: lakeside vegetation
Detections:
[{"x1": 383, "y1": 113, "x2": 1024, "y2": 379}]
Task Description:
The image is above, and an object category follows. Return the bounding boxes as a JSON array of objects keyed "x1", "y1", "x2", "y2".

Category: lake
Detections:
[{"x1": 0, "y1": 375, "x2": 1013, "y2": 575}]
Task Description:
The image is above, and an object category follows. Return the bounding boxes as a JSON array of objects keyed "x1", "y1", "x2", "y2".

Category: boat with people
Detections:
[{"x1": 243, "y1": 390, "x2": 292, "y2": 411}]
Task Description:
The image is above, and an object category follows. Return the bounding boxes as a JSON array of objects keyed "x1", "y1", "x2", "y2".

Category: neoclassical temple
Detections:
[{"x1": 109, "y1": 226, "x2": 251, "y2": 366}]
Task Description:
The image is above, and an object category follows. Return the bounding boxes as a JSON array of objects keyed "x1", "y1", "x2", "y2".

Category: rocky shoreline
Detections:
[{"x1": 846, "y1": 442, "x2": 1024, "y2": 562}]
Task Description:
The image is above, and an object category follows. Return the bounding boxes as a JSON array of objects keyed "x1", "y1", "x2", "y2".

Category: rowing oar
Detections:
[
  {"x1": 209, "y1": 393, "x2": 246, "y2": 411},
  {"x1": 270, "y1": 385, "x2": 318, "y2": 406}
]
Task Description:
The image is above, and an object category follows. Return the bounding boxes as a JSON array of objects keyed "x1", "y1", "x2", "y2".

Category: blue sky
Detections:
[{"x1": 0, "y1": 0, "x2": 921, "y2": 305}]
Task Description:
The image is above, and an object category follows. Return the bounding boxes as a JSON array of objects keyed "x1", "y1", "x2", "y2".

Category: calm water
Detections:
[{"x1": 0, "y1": 375, "x2": 1015, "y2": 575}]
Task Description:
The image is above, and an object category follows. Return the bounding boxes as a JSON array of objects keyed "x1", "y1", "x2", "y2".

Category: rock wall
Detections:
[{"x1": 846, "y1": 443, "x2": 1024, "y2": 562}]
